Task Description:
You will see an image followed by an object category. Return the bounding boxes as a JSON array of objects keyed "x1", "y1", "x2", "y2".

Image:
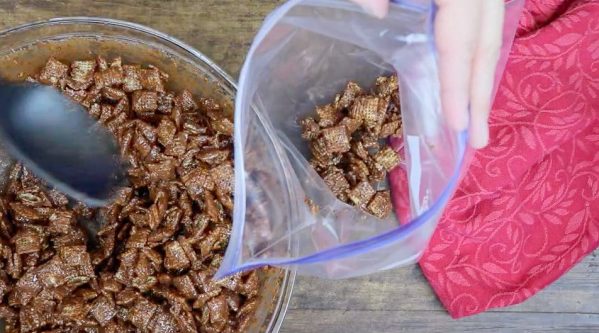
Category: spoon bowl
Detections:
[{"x1": 0, "y1": 82, "x2": 125, "y2": 207}]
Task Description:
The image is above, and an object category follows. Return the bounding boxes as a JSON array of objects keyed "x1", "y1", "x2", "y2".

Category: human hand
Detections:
[{"x1": 351, "y1": 0, "x2": 505, "y2": 148}]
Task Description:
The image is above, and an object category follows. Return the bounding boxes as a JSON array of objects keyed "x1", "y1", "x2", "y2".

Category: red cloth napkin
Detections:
[{"x1": 419, "y1": 0, "x2": 599, "y2": 318}]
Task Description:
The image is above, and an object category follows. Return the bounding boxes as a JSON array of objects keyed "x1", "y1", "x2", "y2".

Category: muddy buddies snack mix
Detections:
[
  {"x1": 301, "y1": 76, "x2": 402, "y2": 219},
  {"x1": 0, "y1": 57, "x2": 261, "y2": 332}
]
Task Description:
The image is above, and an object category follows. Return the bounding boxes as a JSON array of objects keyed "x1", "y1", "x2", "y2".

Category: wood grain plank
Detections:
[
  {"x1": 0, "y1": 0, "x2": 283, "y2": 76},
  {"x1": 282, "y1": 310, "x2": 599, "y2": 333},
  {"x1": 288, "y1": 250, "x2": 599, "y2": 314}
]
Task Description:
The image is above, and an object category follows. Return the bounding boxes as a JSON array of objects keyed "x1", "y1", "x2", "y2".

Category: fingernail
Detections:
[{"x1": 470, "y1": 122, "x2": 489, "y2": 149}]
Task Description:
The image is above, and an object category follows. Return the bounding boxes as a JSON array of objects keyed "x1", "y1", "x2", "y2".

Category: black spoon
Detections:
[{"x1": 0, "y1": 82, "x2": 125, "y2": 208}]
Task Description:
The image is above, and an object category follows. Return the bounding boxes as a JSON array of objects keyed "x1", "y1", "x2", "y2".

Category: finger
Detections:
[
  {"x1": 351, "y1": 0, "x2": 389, "y2": 18},
  {"x1": 469, "y1": 0, "x2": 504, "y2": 148},
  {"x1": 434, "y1": 0, "x2": 483, "y2": 132}
]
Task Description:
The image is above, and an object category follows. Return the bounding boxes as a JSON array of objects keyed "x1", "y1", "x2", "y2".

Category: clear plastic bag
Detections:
[{"x1": 217, "y1": 0, "x2": 524, "y2": 279}]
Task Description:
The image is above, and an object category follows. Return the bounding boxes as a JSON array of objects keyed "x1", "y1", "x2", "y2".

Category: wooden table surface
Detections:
[{"x1": 1, "y1": 1, "x2": 598, "y2": 332}]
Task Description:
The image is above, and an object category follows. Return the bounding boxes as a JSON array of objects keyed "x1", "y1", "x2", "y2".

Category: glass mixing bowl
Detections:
[{"x1": 0, "y1": 17, "x2": 294, "y2": 333}]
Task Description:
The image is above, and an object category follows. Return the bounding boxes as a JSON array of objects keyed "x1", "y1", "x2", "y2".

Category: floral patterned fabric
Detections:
[{"x1": 419, "y1": 0, "x2": 599, "y2": 318}]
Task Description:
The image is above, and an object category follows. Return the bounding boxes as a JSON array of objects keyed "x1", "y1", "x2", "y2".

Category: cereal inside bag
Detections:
[
  {"x1": 218, "y1": 0, "x2": 521, "y2": 279},
  {"x1": 301, "y1": 77, "x2": 402, "y2": 219}
]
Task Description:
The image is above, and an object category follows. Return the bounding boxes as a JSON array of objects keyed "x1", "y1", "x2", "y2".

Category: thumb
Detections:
[{"x1": 351, "y1": 0, "x2": 390, "y2": 18}]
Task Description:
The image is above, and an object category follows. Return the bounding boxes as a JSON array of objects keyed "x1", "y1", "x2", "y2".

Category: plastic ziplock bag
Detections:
[{"x1": 217, "y1": 0, "x2": 524, "y2": 279}]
